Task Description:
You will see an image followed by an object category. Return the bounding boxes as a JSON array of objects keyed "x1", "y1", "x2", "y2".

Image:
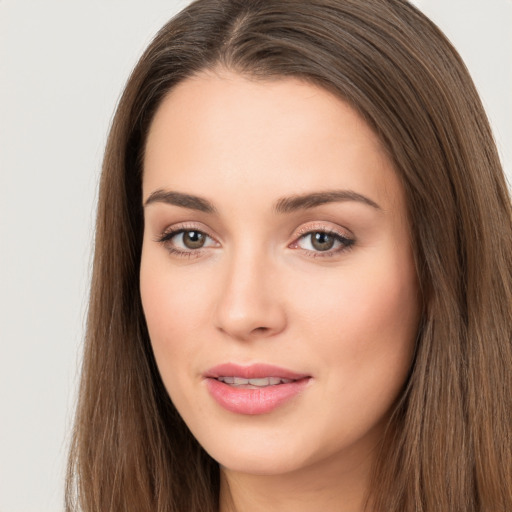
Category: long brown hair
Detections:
[{"x1": 66, "y1": 1, "x2": 512, "y2": 510}]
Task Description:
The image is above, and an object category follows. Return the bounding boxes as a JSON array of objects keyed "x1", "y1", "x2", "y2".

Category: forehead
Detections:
[{"x1": 142, "y1": 70, "x2": 403, "y2": 213}]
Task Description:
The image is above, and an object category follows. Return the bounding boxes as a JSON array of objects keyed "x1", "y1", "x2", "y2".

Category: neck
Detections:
[{"x1": 219, "y1": 450, "x2": 373, "y2": 512}]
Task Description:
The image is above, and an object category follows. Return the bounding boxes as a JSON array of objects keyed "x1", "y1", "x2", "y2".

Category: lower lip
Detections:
[{"x1": 205, "y1": 378, "x2": 310, "y2": 415}]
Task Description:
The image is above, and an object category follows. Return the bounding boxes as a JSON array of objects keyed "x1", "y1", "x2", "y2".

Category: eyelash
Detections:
[
  {"x1": 291, "y1": 226, "x2": 355, "y2": 258},
  {"x1": 155, "y1": 224, "x2": 217, "y2": 259},
  {"x1": 156, "y1": 224, "x2": 355, "y2": 259}
]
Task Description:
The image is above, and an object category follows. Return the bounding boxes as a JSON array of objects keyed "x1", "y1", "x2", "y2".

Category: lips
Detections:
[
  {"x1": 217, "y1": 376, "x2": 293, "y2": 387},
  {"x1": 204, "y1": 363, "x2": 311, "y2": 415}
]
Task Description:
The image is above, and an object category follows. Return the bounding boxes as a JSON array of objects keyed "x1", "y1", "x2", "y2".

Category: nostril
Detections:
[{"x1": 252, "y1": 326, "x2": 269, "y2": 334}]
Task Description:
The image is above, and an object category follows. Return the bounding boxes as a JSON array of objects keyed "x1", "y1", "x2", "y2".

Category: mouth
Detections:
[
  {"x1": 205, "y1": 362, "x2": 309, "y2": 381},
  {"x1": 215, "y1": 376, "x2": 295, "y2": 388},
  {"x1": 204, "y1": 363, "x2": 311, "y2": 415}
]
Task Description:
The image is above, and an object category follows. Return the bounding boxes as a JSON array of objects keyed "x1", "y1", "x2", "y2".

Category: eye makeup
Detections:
[
  {"x1": 154, "y1": 221, "x2": 220, "y2": 259},
  {"x1": 288, "y1": 221, "x2": 355, "y2": 258},
  {"x1": 154, "y1": 220, "x2": 355, "y2": 260}
]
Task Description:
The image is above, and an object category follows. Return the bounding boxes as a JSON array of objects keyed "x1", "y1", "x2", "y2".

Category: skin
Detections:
[{"x1": 140, "y1": 70, "x2": 420, "y2": 512}]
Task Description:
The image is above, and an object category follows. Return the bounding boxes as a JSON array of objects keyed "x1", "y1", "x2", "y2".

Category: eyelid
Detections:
[
  {"x1": 153, "y1": 220, "x2": 354, "y2": 258},
  {"x1": 292, "y1": 221, "x2": 353, "y2": 241},
  {"x1": 155, "y1": 222, "x2": 220, "y2": 256},
  {"x1": 288, "y1": 221, "x2": 355, "y2": 256},
  {"x1": 156, "y1": 221, "x2": 218, "y2": 241}
]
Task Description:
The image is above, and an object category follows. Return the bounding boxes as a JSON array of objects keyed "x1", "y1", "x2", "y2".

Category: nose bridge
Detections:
[{"x1": 214, "y1": 240, "x2": 286, "y2": 340}]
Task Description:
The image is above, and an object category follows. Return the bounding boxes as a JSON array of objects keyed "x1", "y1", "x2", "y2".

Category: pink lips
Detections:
[{"x1": 204, "y1": 363, "x2": 311, "y2": 415}]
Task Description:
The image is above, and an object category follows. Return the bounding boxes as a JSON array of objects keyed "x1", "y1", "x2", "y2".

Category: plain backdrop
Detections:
[{"x1": 0, "y1": 1, "x2": 510, "y2": 510}]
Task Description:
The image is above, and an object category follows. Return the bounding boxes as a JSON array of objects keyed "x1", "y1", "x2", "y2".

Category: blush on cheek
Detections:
[
  {"x1": 329, "y1": 267, "x2": 417, "y2": 364},
  {"x1": 141, "y1": 276, "x2": 205, "y2": 369}
]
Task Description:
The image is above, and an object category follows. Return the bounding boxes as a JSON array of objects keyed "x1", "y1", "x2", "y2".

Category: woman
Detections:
[{"x1": 66, "y1": 1, "x2": 512, "y2": 511}]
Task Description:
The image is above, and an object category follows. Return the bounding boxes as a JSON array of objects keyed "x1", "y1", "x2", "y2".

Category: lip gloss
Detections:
[{"x1": 204, "y1": 363, "x2": 311, "y2": 415}]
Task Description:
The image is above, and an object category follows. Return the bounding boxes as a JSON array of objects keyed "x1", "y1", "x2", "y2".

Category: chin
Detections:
[
  {"x1": 192, "y1": 425, "x2": 311, "y2": 476},
  {"x1": 215, "y1": 449, "x2": 309, "y2": 477}
]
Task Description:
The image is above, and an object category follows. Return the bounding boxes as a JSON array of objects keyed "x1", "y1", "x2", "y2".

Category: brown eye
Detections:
[
  {"x1": 294, "y1": 229, "x2": 354, "y2": 255},
  {"x1": 182, "y1": 230, "x2": 206, "y2": 249},
  {"x1": 310, "y1": 232, "x2": 335, "y2": 251},
  {"x1": 158, "y1": 228, "x2": 216, "y2": 254}
]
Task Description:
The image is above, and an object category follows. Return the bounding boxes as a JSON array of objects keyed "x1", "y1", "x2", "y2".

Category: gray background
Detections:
[{"x1": 0, "y1": 1, "x2": 510, "y2": 510}]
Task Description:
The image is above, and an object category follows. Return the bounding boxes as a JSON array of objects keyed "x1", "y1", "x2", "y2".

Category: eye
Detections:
[
  {"x1": 304, "y1": 232, "x2": 337, "y2": 251},
  {"x1": 293, "y1": 229, "x2": 354, "y2": 256},
  {"x1": 157, "y1": 227, "x2": 218, "y2": 255},
  {"x1": 176, "y1": 230, "x2": 208, "y2": 249}
]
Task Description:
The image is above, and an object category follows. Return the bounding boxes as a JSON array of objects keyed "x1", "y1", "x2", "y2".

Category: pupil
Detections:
[
  {"x1": 311, "y1": 232, "x2": 334, "y2": 251},
  {"x1": 183, "y1": 231, "x2": 205, "y2": 249}
]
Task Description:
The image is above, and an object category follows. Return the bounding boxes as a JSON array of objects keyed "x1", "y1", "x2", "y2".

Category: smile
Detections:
[
  {"x1": 216, "y1": 376, "x2": 294, "y2": 388},
  {"x1": 204, "y1": 364, "x2": 311, "y2": 415}
]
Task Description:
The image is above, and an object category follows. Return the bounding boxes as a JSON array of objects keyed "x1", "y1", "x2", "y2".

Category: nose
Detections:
[{"x1": 213, "y1": 248, "x2": 287, "y2": 341}]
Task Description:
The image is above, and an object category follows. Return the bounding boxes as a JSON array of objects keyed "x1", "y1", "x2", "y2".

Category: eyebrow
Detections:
[
  {"x1": 143, "y1": 188, "x2": 381, "y2": 213},
  {"x1": 273, "y1": 190, "x2": 381, "y2": 213},
  {"x1": 144, "y1": 189, "x2": 217, "y2": 213}
]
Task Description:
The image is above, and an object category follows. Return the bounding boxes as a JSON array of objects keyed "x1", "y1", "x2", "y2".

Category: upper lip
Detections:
[{"x1": 204, "y1": 363, "x2": 309, "y2": 381}]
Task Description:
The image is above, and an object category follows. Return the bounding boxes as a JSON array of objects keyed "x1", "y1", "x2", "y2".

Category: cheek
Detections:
[
  {"x1": 139, "y1": 251, "x2": 210, "y2": 381},
  {"x1": 291, "y1": 257, "x2": 419, "y2": 441},
  {"x1": 142, "y1": 276, "x2": 204, "y2": 335},
  {"x1": 291, "y1": 249, "x2": 419, "y2": 382}
]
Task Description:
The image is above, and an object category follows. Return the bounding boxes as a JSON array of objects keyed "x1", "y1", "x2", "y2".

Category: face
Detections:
[{"x1": 140, "y1": 70, "x2": 420, "y2": 478}]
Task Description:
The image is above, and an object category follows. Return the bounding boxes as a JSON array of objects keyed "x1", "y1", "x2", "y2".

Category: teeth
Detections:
[{"x1": 217, "y1": 376, "x2": 293, "y2": 386}]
